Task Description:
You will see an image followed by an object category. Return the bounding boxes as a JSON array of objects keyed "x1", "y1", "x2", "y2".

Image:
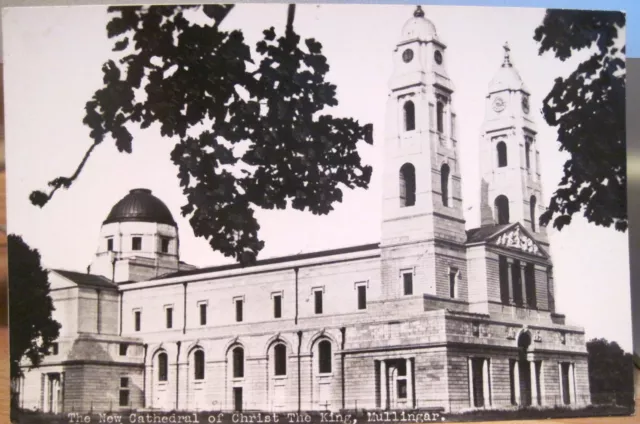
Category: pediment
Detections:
[
  {"x1": 49, "y1": 271, "x2": 78, "y2": 290},
  {"x1": 488, "y1": 224, "x2": 547, "y2": 258}
]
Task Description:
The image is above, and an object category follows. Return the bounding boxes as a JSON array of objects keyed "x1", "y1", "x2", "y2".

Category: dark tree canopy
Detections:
[
  {"x1": 9, "y1": 234, "x2": 61, "y2": 380},
  {"x1": 534, "y1": 10, "x2": 626, "y2": 232},
  {"x1": 29, "y1": 4, "x2": 373, "y2": 265},
  {"x1": 586, "y1": 338, "x2": 634, "y2": 406}
]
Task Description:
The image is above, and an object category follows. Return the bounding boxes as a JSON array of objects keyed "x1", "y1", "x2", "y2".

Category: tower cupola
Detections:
[
  {"x1": 401, "y1": 6, "x2": 438, "y2": 42},
  {"x1": 488, "y1": 43, "x2": 529, "y2": 94},
  {"x1": 89, "y1": 188, "x2": 182, "y2": 282}
]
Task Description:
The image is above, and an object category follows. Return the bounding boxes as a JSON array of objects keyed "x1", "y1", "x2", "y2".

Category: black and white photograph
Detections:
[{"x1": 3, "y1": 2, "x2": 633, "y2": 423}]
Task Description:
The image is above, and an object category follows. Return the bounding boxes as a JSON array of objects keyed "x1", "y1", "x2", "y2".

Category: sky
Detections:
[{"x1": 2, "y1": 3, "x2": 633, "y2": 352}]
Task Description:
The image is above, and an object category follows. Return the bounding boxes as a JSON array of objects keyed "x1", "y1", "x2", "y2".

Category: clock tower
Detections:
[
  {"x1": 380, "y1": 6, "x2": 468, "y2": 301},
  {"x1": 479, "y1": 43, "x2": 548, "y2": 247}
]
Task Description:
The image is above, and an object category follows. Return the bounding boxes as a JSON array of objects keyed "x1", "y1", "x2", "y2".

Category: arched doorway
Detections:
[
  {"x1": 512, "y1": 331, "x2": 541, "y2": 407},
  {"x1": 152, "y1": 350, "x2": 170, "y2": 409},
  {"x1": 268, "y1": 342, "x2": 289, "y2": 411},
  {"x1": 517, "y1": 332, "x2": 532, "y2": 406}
]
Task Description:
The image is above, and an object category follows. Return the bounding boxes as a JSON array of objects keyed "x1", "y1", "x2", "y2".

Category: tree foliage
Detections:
[
  {"x1": 29, "y1": 4, "x2": 373, "y2": 264},
  {"x1": 9, "y1": 234, "x2": 61, "y2": 380},
  {"x1": 534, "y1": 10, "x2": 626, "y2": 232},
  {"x1": 586, "y1": 338, "x2": 634, "y2": 406}
]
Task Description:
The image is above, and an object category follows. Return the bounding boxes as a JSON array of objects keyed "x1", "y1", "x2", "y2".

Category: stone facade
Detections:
[{"x1": 17, "y1": 6, "x2": 590, "y2": 416}]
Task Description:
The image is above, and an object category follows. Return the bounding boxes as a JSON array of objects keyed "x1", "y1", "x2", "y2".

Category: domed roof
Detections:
[
  {"x1": 103, "y1": 188, "x2": 176, "y2": 226},
  {"x1": 401, "y1": 6, "x2": 438, "y2": 42},
  {"x1": 488, "y1": 42, "x2": 529, "y2": 93}
]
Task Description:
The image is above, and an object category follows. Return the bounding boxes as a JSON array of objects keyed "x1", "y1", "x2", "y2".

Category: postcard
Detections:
[{"x1": 3, "y1": 3, "x2": 633, "y2": 422}]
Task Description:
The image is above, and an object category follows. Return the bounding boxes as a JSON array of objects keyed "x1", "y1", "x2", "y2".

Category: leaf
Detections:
[
  {"x1": 33, "y1": 4, "x2": 374, "y2": 265},
  {"x1": 534, "y1": 9, "x2": 626, "y2": 233},
  {"x1": 113, "y1": 38, "x2": 129, "y2": 52}
]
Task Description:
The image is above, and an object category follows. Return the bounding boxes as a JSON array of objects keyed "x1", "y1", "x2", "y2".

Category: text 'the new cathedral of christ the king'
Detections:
[{"x1": 15, "y1": 6, "x2": 591, "y2": 415}]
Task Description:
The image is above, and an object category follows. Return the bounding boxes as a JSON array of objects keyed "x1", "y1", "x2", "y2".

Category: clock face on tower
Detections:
[
  {"x1": 434, "y1": 50, "x2": 443, "y2": 65},
  {"x1": 522, "y1": 96, "x2": 530, "y2": 114},
  {"x1": 492, "y1": 96, "x2": 506, "y2": 113},
  {"x1": 402, "y1": 49, "x2": 414, "y2": 63}
]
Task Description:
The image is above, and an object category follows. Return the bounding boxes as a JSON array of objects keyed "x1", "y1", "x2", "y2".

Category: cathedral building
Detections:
[{"x1": 16, "y1": 6, "x2": 590, "y2": 415}]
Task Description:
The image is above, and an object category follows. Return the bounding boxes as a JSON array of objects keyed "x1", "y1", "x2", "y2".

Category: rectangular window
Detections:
[
  {"x1": 235, "y1": 299, "x2": 243, "y2": 322},
  {"x1": 397, "y1": 379, "x2": 408, "y2": 399},
  {"x1": 119, "y1": 377, "x2": 130, "y2": 407},
  {"x1": 525, "y1": 263, "x2": 537, "y2": 308},
  {"x1": 132, "y1": 236, "x2": 142, "y2": 251},
  {"x1": 134, "y1": 310, "x2": 141, "y2": 332},
  {"x1": 451, "y1": 113, "x2": 457, "y2": 139},
  {"x1": 107, "y1": 238, "x2": 114, "y2": 252},
  {"x1": 472, "y1": 322, "x2": 480, "y2": 337},
  {"x1": 449, "y1": 268, "x2": 458, "y2": 298},
  {"x1": 436, "y1": 100, "x2": 444, "y2": 133},
  {"x1": 119, "y1": 343, "x2": 128, "y2": 356},
  {"x1": 511, "y1": 260, "x2": 523, "y2": 306},
  {"x1": 357, "y1": 285, "x2": 367, "y2": 310},
  {"x1": 403, "y1": 272, "x2": 413, "y2": 295},
  {"x1": 165, "y1": 306, "x2": 173, "y2": 329},
  {"x1": 199, "y1": 303, "x2": 207, "y2": 326},
  {"x1": 51, "y1": 343, "x2": 59, "y2": 355},
  {"x1": 314, "y1": 290, "x2": 323, "y2": 314},
  {"x1": 499, "y1": 256, "x2": 510, "y2": 304},
  {"x1": 273, "y1": 295, "x2": 282, "y2": 319},
  {"x1": 161, "y1": 237, "x2": 170, "y2": 253}
]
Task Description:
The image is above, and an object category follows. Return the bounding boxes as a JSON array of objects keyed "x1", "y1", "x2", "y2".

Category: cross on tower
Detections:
[{"x1": 503, "y1": 41, "x2": 512, "y2": 67}]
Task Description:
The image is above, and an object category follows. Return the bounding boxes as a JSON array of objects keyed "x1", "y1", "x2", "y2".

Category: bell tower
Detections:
[
  {"x1": 478, "y1": 43, "x2": 548, "y2": 247},
  {"x1": 380, "y1": 6, "x2": 467, "y2": 302}
]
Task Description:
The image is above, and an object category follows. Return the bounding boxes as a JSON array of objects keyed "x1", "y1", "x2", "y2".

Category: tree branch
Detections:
[
  {"x1": 29, "y1": 141, "x2": 100, "y2": 207},
  {"x1": 286, "y1": 4, "x2": 296, "y2": 35}
]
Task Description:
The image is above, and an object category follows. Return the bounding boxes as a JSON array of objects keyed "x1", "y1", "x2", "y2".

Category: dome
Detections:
[
  {"x1": 488, "y1": 42, "x2": 529, "y2": 93},
  {"x1": 103, "y1": 188, "x2": 176, "y2": 226},
  {"x1": 401, "y1": 6, "x2": 438, "y2": 42},
  {"x1": 489, "y1": 66, "x2": 527, "y2": 93}
]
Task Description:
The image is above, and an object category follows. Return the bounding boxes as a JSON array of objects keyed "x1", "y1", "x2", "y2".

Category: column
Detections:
[
  {"x1": 530, "y1": 361, "x2": 538, "y2": 406},
  {"x1": 468, "y1": 359, "x2": 474, "y2": 407},
  {"x1": 406, "y1": 358, "x2": 414, "y2": 408},
  {"x1": 381, "y1": 361, "x2": 388, "y2": 410},
  {"x1": 40, "y1": 374, "x2": 45, "y2": 412},
  {"x1": 513, "y1": 361, "x2": 521, "y2": 405},
  {"x1": 520, "y1": 263, "x2": 528, "y2": 307},
  {"x1": 43, "y1": 374, "x2": 50, "y2": 412},
  {"x1": 60, "y1": 372, "x2": 65, "y2": 413},
  {"x1": 558, "y1": 364, "x2": 564, "y2": 406},
  {"x1": 506, "y1": 259, "x2": 514, "y2": 305},
  {"x1": 482, "y1": 359, "x2": 490, "y2": 407},
  {"x1": 569, "y1": 363, "x2": 576, "y2": 405}
]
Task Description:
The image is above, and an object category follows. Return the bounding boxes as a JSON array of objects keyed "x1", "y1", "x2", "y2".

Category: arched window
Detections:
[
  {"x1": 440, "y1": 164, "x2": 450, "y2": 207},
  {"x1": 436, "y1": 101, "x2": 444, "y2": 133},
  {"x1": 497, "y1": 141, "x2": 507, "y2": 168},
  {"x1": 404, "y1": 101, "x2": 415, "y2": 132},
  {"x1": 318, "y1": 340, "x2": 332, "y2": 374},
  {"x1": 158, "y1": 352, "x2": 168, "y2": 382},
  {"x1": 274, "y1": 344, "x2": 287, "y2": 376},
  {"x1": 495, "y1": 195, "x2": 510, "y2": 225},
  {"x1": 193, "y1": 350, "x2": 205, "y2": 380},
  {"x1": 530, "y1": 196, "x2": 537, "y2": 232},
  {"x1": 399, "y1": 163, "x2": 416, "y2": 207},
  {"x1": 233, "y1": 347, "x2": 244, "y2": 378},
  {"x1": 525, "y1": 140, "x2": 531, "y2": 170}
]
